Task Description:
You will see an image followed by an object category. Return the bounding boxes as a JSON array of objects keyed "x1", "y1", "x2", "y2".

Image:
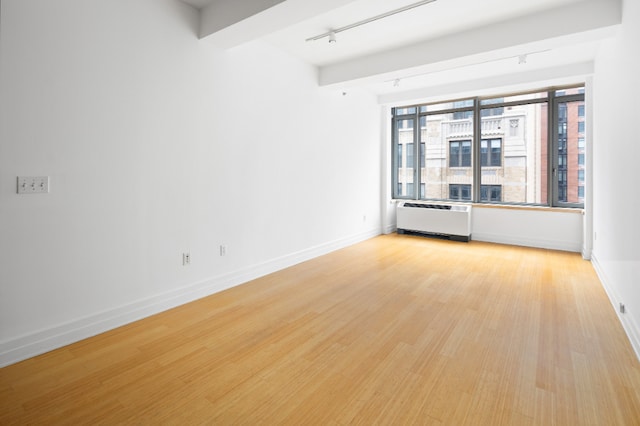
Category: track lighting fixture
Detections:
[{"x1": 306, "y1": 0, "x2": 437, "y2": 43}]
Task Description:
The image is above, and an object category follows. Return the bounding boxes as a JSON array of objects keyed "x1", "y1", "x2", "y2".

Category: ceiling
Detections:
[{"x1": 180, "y1": 0, "x2": 618, "y2": 100}]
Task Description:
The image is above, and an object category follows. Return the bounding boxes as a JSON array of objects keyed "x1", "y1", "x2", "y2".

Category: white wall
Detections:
[
  {"x1": 472, "y1": 208, "x2": 583, "y2": 252},
  {"x1": 591, "y1": 0, "x2": 640, "y2": 358},
  {"x1": 0, "y1": 0, "x2": 381, "y2": 366}
]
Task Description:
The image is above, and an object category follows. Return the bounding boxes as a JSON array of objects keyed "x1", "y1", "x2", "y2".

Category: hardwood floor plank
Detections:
[{"x1": 1, "y1": 234, "x2": 640, "y2": 425}]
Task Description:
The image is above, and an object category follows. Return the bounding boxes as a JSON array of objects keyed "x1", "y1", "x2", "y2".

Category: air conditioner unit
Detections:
[{"x1": 396, "y1": 202, "x2": 472, "y2": 242}]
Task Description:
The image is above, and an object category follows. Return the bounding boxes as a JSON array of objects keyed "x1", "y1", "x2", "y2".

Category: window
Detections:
[
  {"x1": 578, "y1": 186, "x2": 585, "y2": 198},
  {"x1": 450, "y1": 184, "x2": 471, "y2": 200},
  {"x1": 392, "y1": 85, "x2": 585, "y2": 207},
  {"x1": 481, "y1": 139, "x2": 502, "y2": 167},
  {"x1": 481, "y1": 185, "x2": 502, "y2": 202},
  {"x1": 450, "y1": 140, "x2": 471, "y2": 167}
]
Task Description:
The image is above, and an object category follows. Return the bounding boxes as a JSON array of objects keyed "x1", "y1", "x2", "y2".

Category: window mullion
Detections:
[
  {"x1": 413, "y1": 110, "x2": 420, "y2": 200},
  {"x1": 549, "y1": 91, "x2": 557, "y2": 207},
  {"x1": 473, "y1": 98, "x2": 481, "y2": 203}
]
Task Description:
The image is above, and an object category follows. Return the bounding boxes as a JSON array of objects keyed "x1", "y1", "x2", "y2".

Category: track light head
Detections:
[{"x1": 329, "y1": 31, "x2": 337, "y2": 43}]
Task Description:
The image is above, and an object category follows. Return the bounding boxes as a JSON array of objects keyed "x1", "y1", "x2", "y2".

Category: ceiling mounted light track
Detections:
[{"x1": 306, "y1": 0, "x2": 438, "y2": 43}]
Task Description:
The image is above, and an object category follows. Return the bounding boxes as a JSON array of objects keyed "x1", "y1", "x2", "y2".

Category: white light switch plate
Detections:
[{"x1": 17, "y1": 176, "x2": 49, "y2": 194}]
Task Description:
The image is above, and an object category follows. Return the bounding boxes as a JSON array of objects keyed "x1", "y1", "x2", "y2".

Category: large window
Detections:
[{"x1": 392, "y1": 86, "x2": 585, "y2": 208}]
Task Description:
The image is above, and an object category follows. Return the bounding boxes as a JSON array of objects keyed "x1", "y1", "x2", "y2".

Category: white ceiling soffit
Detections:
[
  {"x1": 315, "y1": 0, "x2": 621, "y2": 88},
  {"x1": 183, "y1": 0, "x2": 621, "y2": 95},
  {"x1": 193, "y1": 0, "x2": 360, "y2": 49}
]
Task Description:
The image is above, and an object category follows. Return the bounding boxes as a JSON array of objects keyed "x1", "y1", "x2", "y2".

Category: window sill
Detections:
[{"x1": 472, "y1": 203, "x2": 584, "y2": 214}]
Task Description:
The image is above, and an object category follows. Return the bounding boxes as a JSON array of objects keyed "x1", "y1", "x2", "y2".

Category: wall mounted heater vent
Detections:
[{"x1": 396, "y1": 201, "x2": 472, "y2": 242}]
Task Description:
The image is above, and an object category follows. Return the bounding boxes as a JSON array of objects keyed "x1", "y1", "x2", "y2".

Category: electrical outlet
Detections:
[
  {"x1": 219, "y1": 245, "x2": 226, "y2": 257},
  {"x1": 183, "y1": 253, "x2": 191, "y2": 265},
  {"x1": 17, "y1": 176, "x2": 49, "y2": 194}
]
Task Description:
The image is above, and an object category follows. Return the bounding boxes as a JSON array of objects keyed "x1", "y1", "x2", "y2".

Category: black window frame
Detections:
[{"x1": 391, "y1": 85, "x2": 586, "y2": 208}]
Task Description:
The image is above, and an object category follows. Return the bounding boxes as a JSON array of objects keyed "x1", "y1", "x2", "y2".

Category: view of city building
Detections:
[{"x1": 393, "y1": 87, "x2": 585, "y2": 207}]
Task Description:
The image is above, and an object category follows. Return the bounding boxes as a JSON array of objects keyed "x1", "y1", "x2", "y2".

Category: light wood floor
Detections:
[{"x1": 2, "y1": 234, "x2": 640, "y2": 425}]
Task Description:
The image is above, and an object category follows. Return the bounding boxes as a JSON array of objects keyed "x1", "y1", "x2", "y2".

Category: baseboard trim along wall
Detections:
[
  {"x1": 591, "y1": 253, "x2": 640, "y2": 362},
  {"x1": 0, "y1": 228, "x2": 381, "y2": 368}
]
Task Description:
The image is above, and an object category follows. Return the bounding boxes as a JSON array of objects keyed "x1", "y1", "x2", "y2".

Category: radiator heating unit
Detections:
[{"x1": 396, "y1": 201, "x2": 472, "y2": 242}]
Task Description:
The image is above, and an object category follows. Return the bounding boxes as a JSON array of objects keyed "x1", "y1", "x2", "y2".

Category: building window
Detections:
[
  {"x1": 578, "y1": 121, "x2": 585, "y2": 133},
  {"x1": 420, "y1": 183, "x2": 425, "y2": 198},
  {"x1": 481, "y1": 138, "x2": 502, "y2": 167},
  {"x1": 450, "y1": 140, "x2": 471, "y2": 167},
  {"x1": 578, "y1": 105, "x2": 585, "y2": 117},
  {"x1": 450, "y1": 184, "x2": 471, "y2": 200},
  {"x1": 578, "y1": 154, "x2": 585, "y2": 166},
  {"x1": 578, "y1": 170, "x2": 585, "y2": 182},
  {"x1": 578, "y1": 186, "x2": 585, "y2": 198},
  {"x1": 578, "y1": 137, "x2": 585, "y2": 148},
  {"x1": 481, "y1": 185, "x2": 502, "y2": 202},
  {"x1": 397, "y1": 144, "x2": 402, "y2": 168}
]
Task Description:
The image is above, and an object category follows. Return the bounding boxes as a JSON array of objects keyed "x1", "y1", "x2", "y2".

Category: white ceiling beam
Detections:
[
  {"x1": 319, "y1": 0, "x2": 621, "y2": 87},
  {"x1": 377, "y1": 61, "x2": 595, "y2": 106},
  {"x1": 199, "y1": 0, "x2": 359, "y2": 49}
]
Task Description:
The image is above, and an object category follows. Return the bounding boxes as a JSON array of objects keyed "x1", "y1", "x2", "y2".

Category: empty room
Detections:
[{"x1": 1, "y1": 0, "x2": 639, "y2": 424}]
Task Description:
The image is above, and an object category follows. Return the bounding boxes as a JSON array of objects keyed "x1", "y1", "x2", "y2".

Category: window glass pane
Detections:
[
  {"x1": 480, "y1": 103, "x2": 547, "y2": 204},
  {"x1": 481, "y1": 92, "x2": 547, "y2": 105},
  {"x1": 425, "y1": 99, "x2": 473, "y2": 113},
  {"x1": 449, "y1": 142, "x2": 460, "y2": 167},
  {"x1": 421, "y1": 111, "x2": 474, "y2": 200},
  {"x1": 556, "y1": 99, "x2": 585, "y2": 204},
  {"x1": 556, "y1": 87, "x2": 584, "y2": 96},
  {"x1": 393, "y1": 118, "x2": 414, "y2": 198},
  {"x1": 449, "y1": 184, "x2": 471, "y2": 200},
  {"x1": 394, "y1": 107, "x2": 416, "y2": 115},
  {"x1": 480, "y1": 185, "x2": 502, "y2": 202}
]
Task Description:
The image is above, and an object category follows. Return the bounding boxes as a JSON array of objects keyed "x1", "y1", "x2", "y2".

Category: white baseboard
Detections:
[
  {"x1": 383, "y1": 224, "x2": 396, "y2": 234},
  {"x1": 0, "y1": 228, "x2": 381, "y2": 368},
  {"x1": 591, "y1": 253, "x2": 640, "y2": 362},
  {"x1": 472, "y1": 232, "x2": 582, "y2": 253}
]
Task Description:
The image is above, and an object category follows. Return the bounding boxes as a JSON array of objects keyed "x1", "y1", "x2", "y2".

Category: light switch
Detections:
[{"x1": 17, "y1": 176, "x2": 49, "y2": 194}]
